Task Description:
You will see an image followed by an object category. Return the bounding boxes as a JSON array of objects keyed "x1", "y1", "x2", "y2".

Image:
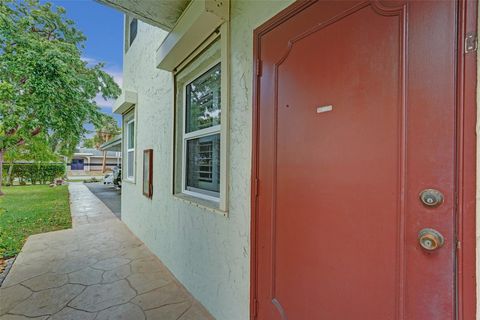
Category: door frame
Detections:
[{"x1": 250, "y1": 1, "x2": 478, "y2": 319}]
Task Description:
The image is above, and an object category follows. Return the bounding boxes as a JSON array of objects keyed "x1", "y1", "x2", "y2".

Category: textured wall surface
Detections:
[
  {"x1": 120, "y1": 1, "x2": 293, "y2": 319},
  {"x1": 120, "y1": 1, "x2": 480, "y2": 319},
  {"x1": 476, "y1": 6, "x2": 479, "y2": 319}
]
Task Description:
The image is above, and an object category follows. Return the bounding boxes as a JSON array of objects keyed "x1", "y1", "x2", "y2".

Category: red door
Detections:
[{"x1": 253, "y1": 1, "x2": 459, "y2": 319}]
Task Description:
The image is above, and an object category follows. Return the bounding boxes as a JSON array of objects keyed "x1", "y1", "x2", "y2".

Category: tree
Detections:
[
  {"x1": 82, "y1": 116, "x2": 119, "y2": 149},
  {"x1": 86, "y1": 116, "x2": 120, "y2": 172},
  {"x1": 83, "y1": 138, "x2": 95, "y2": 149},
  {"x1": 0, "y1": 0, "x2": 121, "y2": 194},
  {"x1": 98, "y1": 117, "x2": 120, "y2": 172}
]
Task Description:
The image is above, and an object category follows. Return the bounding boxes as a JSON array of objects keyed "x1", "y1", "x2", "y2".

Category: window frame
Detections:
[
  {"x1": 173, "y1": 26, "x2": 229, "y2": 213},
  {"x1": 181, "y1": 61, "x2": 222, "y2": 202},
  {"x1": 124, "y1": 114, "x2": 135, "y2": 182},
  {"x1": 124, "y1": 15, "x2": 138, "y2": 53},
  {"x1": 129, "y1": 18, "x2": 138, "y2": 46}
]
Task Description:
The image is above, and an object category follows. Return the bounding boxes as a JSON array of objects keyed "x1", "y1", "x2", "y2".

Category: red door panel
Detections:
[{"x1": 254, "y1": 1, "x2": 457, "y2": 319}]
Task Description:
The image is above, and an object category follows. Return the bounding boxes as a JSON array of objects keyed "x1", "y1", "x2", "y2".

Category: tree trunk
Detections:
[
  {"x1": 0, "y1": 150, "x2": 4, "y2": 196},
  {"x1": 102, "y1": 151, "x2": 107, "y2": 173},
  {"x1": 7, "y1": 161, "x2": 14, "y2": 186}
]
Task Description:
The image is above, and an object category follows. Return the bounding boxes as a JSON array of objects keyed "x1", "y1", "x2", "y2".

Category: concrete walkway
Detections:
[
  {"x1": 85, "y1": 182, "x2": 121, "y2": 218},
  {"x1": 0, "y1": 183, "x2": 213, "y2": 320}
]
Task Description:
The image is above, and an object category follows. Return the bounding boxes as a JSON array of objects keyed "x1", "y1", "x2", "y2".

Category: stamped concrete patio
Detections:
[{"x1": 0, "y1": 183, "x2": 213, "y2": 320}]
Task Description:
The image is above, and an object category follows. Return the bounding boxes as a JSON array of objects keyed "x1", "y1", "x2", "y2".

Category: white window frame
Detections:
[
  {"x1": 174, "y1": 26, "x2": 229, "y2": 212},
  {"x1": 181, "y1": 61, "x2": 222, "y2": 202},
  {"x1": 125, "y1": 117, "x2": 135, "y2": 182},
  {"x1": 124, "y1": 15, "x2": 137, "y2": 53}
]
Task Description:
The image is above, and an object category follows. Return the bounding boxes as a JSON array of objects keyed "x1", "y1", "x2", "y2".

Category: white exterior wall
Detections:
[
  {"x1": 476, "y1": 7, "x2": 480, "y2": 319},
  {"x1": 68, "y1": 156, "x2": 120, "y2": 173},
  {"x1": 120, "y1": 1, "x2": 293, "y2": 319},
  {"x1": 121, "y1": 2, "x2": 480, "y2": 319},
  {"x1": 86, "y1": 157, "x2": 119, "y2": 171}
]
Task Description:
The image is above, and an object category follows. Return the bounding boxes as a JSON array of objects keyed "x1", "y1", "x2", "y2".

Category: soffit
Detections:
[{"x1": 96, "y1": 0, "x2": 191, "y2": 31}]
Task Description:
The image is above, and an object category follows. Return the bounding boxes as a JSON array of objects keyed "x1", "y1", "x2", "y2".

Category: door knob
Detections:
[
  {"x1": 419, "y1": 189, "x2": 444, "y2": 207},
  {"x1": 418, "y1": 228, "x2": 445, "y2": 251}
]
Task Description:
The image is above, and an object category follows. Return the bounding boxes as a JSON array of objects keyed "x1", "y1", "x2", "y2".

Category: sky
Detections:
[{"x1": 49, "y1": 0, "x2": 124, "y2": 136}]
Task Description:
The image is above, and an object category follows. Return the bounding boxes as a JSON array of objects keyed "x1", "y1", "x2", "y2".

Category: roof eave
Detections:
[
  {"x1": 95, "y1": 0, "x2": 190, "y2": 31},
  {"x1": 100, "y1": 135, "x2": 122, "y2": 152}
]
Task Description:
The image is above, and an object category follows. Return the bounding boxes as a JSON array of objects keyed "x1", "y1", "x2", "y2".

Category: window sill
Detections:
[
  {"x1": 173, "y1": 193, "x2": 227, "y2": 217},
  {"x1": 123, "y1": 178, "x2": 136, "y2": 185}
]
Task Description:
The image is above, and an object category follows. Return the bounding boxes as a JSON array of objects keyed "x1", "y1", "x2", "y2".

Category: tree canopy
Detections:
[
  {"x1": 0, "y1": 0, "x2": 121, "y2": 157},
  {"x1": 83, "y1": 116, "x2": 120, "y2": 149}
]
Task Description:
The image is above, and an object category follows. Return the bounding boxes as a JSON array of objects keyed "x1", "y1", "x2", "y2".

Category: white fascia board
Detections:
[
  {"x1": 113, "y1": 90, "x2": 137, "y2": 114},
  {"x1": 95, "y1": 0, "x2": 189, "y2": 31},
  {"x1": 100, "y1": 135, "x2": 122, "y2": 152},
  {"x1": 156, "y1": 0, "x2": 229, "y2": 72}
]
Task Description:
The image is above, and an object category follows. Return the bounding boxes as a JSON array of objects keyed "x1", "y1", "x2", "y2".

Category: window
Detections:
[
  {"x1": 129, "y1": 18, "x2": 137, "y2": 46},
  {"x1": 174, "y1": 37, "x2": 228, "y2": 209},
  {"x1": 125, "y1": 16, "x2": 138, "y2": 52},
  {"x1": 125, "y1": 116, "x2": 135, "y2": 180},
  {"x1": 183, "y1": 63, "x2": 221, "y2": 200}
]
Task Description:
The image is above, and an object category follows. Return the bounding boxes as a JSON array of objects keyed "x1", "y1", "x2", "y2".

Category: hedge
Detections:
[{"x1": 2, "y1": 162, "x2": 65, "y2": 185}]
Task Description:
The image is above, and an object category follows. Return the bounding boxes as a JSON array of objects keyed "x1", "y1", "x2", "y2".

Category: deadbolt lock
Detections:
[
  {"x1": 419, "y1": 189, "x2": 444, "y2": 207},
  {"x1": 418, "y1": 228, "x2": 445, "y2": 251}
]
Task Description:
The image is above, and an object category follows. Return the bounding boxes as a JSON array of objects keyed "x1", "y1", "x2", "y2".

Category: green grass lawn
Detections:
[{"x1": 0, "y1": 185, "x2": 71, "y2": 258}]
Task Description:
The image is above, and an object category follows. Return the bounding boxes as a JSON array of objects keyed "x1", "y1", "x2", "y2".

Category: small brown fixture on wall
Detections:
[{"x1": 143, "y1": 149, "x2": 153, "y2": 198}]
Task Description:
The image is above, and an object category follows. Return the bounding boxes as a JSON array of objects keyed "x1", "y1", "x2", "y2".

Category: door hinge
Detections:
[
  {"x1": 465, "y1": 32, "x2": 477, "y2": 53},
  {"x1": 254, "y1": 178, "x2": 259, "y2": 197},
  {"x1": 256, "y1": 59, "x2": 263, "y2": 77},
  {"x1": 253, "y1": 298, "x2": 259, "y2": 318}
]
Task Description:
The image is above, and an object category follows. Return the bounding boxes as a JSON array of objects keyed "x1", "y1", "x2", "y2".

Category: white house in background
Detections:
[
  {"x1": 98, "y1": 1, "x2": 478, "y2": 319},
  {"x1": 99, "y1": 134, "x2": 122, "y2": 153},
  {"x1": 68, "y1": 147, "x2": 121, "y2": 175}
]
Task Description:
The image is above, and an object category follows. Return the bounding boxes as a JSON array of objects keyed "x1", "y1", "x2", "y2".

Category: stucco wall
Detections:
[
  {"x1": 120, "y1": 1, "x2": 293, "y2": 319},
  {"x1": 68, "y1": 156, "x2": 120, "y2": 172},
  {"x1": 88, "y1": 157, "x2": 120, "y2": 171},
  {"x1": 119, "y1": 1, "x2": 480, "y2": 319},
  {"x1": 476, "y1": 6, "x2": 480, "y2": 319}
]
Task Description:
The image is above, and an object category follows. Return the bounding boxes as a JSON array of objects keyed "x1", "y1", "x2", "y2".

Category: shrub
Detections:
[
  {"x1": 83, "y1": 177, "x2": 99, "y2": 183},
  {"x1": 2, "y1": 163, "x2": 65, "y2": 185}
]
